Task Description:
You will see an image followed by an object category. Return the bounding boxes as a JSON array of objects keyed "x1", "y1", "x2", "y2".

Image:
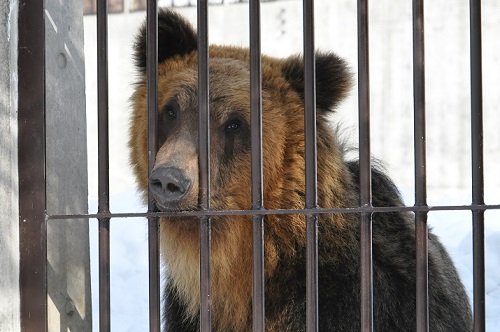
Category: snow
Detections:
[
  {"x1": 89, "y1": 192, "x2": 150, "y2": 332},
  {"x1": 83, "y1": 1, "x2": 500, "y2": 330}
]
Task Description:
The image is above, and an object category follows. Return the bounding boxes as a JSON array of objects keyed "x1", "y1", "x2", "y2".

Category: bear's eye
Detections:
[
  {"x1": 165, "y1": 104, "x2": 177, "y2": 119},
  {"x1": 158, "y1": 101, "x2": 179, "y2": 147},
  {"x1": 224, "y1": 119, "x2": 241, "y2": 133}
]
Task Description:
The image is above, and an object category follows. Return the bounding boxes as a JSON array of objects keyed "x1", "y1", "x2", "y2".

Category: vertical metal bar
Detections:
[
  {"x1": 18, "y1": 0, "x2": 47, "y2": 331},
  {"x1": 249, "y1": 0, "x2": 265, "y2": 331},
  {"x1": 470, "y1": 1, "x2": 485, "y2": 331},
  {"x1": 97, "y1": 222, "x2": 110, "y2": 332},
  {"x1": 97, "y1": 0, "x2": 111, "y2": 330},
  {"x1": 303, "y1": 0, "x2": 319, "y2": 331},
  {"x1": 198, "y1": 0, "x2": 212, "y2": 330},
  {"x1": 412, "y1": 1, "x2": 429, "y2": 331},
  {"x1": 146, "y1": 0, "x2": 161, "y2": 331},
  {"x1": 357, "y1": 0, "x2": 373, "y2": 331}
]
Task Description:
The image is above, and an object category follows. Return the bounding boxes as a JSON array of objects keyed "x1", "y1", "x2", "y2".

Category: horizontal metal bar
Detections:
[{"x1": 47, "y1": 203, "x2": 500, "y2": 220}]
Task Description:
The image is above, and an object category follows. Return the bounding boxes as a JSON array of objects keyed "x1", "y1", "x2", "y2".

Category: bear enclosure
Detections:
[{"x1": 10, "y1": 0, "x2": 500, "y2": 331}]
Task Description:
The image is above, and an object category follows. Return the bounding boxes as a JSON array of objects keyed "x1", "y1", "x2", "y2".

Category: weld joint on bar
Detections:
[{"x1": 413, "y1": 203, "x2": 428, "y2": 208}]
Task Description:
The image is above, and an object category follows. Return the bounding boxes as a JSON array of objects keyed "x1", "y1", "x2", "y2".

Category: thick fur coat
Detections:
[{"x1": 129, "y1": 10, "x2": 472, "y2": 331}]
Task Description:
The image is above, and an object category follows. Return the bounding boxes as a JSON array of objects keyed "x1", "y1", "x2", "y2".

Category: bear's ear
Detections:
[
  {"x1": 282, "y1": 53, "x2": 352, "y2": 111},
  {"x1": 134, "y1": 9, "x2": 197, "y2": 73}
]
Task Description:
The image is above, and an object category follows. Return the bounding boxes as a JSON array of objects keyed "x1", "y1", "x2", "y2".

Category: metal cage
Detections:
[{"x1": 17, "y1": 0, "x2": 494, "y2": 331}]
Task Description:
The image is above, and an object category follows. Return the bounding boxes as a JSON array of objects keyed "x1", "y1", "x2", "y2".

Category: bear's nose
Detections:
[{"x1": 149, "y1": 166, "x2": 191, "y2": 208}]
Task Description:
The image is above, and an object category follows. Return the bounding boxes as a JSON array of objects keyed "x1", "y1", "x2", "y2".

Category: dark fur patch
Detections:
[
  {"x1": 133, "y1": 9, "x2": 197, "y2": 72},
  {"x1": 282, "y1": 53, "x2": 352, "y2": 111}
]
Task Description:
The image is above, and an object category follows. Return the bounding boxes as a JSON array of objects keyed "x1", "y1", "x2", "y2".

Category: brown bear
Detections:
[{"x1": 129, "y1": 9, "x2": 472, "y2": 332}]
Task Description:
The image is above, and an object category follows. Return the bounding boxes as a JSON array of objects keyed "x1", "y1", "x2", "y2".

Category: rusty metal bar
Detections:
[
  {"x1": 18, "y1": 0, "x2": 47, "y2": 330},
  {"x1": 470, "y1": 0, "x2": 485, "y2": 331},
  {"x1": 357, "y1": 0, "x2": 373, "y2": 330},
  {"x1": 97, "y1": 222, "x2": 110, "y2": 332},
  {"x1": 198, "y1": 0, "x2": 212, "y2": 330},
  {"x1": 249, "y1": 0, "x2": 265, "y2": 331},
  {"x1": 47, "y1": 203, "x2": 500, "y2": 221},
  {"x1": 303, "y1": 0, "x2": 319, "y2": 331},
  {"x1": 97, "y1": 0, "x2": 111, "y2": 330},
  {"x1": 146, "y1": 0, "x2": 161, "y2": 331},
  {"x1": 412, "y1": 0, "x2": 429, "y2": 331}
]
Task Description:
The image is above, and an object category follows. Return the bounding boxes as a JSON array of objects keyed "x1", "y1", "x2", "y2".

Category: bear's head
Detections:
[
  {"x1": 130, "y1": 10, "x2": 352, "y2": 223},
  {"x1": 129, "y1": 9, "x2": 352, "y2": 327}
]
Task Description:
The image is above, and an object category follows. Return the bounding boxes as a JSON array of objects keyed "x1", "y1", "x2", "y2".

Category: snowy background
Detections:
[{"x1": 83, "y1": 0, "x2": 500, "y2": 330}]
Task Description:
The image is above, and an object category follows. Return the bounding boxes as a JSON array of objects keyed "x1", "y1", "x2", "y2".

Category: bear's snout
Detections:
[{"x1": 149, "y1": 166, "x2": 192, "y2": 210}]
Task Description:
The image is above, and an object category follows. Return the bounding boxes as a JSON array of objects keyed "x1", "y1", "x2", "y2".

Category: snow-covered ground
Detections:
[{"x1": 83, "y1": 1, "x2": 500, "y2": 330}]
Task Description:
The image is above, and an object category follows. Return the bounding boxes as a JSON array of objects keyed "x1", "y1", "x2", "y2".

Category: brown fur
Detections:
[{"x1": 130, "y1": 42, "x2": 354, "y2": 330}]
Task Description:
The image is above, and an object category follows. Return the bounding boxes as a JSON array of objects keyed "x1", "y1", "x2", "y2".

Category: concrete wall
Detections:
[
  {"x1": 0, "y1": 0, "x2": 91, "y2": 331},
  {"x1": 45, "y1": 0, "x2": 92, "y2": 330},
  {"x1": 0, "y1": 1, "x2": 19, "y2": 331}
]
